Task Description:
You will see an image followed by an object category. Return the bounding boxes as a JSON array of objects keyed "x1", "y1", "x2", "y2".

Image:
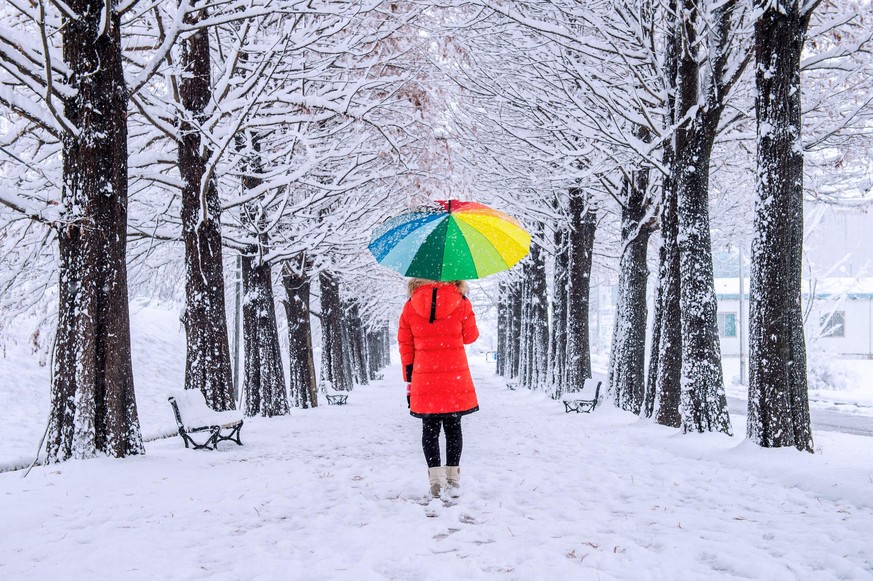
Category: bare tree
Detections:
[
  {"x1": 176, "y1": 1, "x2": 236, "y2": 409},
  {"x1": 0, "y1": 0, "x2": 144, "y2": 460},
  {"x1": 282, "y1": 256, "x2": 318, "y2": 408},
  {"x1": 748, "y1": 0, "x2": 819, "y2": 452}
]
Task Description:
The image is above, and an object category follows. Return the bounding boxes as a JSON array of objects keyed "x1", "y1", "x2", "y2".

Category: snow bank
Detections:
[{"x1": 0, "y1": 301, "x2": 187, "y2": 470}]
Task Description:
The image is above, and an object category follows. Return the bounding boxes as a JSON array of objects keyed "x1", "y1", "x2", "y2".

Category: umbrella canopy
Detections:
[{"x1": 368, "y1": 200, "x2": 530, "y2": 281}]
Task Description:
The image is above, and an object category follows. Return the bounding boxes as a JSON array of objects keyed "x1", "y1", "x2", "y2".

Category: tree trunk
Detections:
[
  {"x1": 748, "y1": 0, "x2": 813, "y2": 452},
  {"x1": 512, "y1": 279, "x2": 523, "y2": 379},
  {"x1": 672, "y1": 0, "x2": 733, "y2": 435},
  {"x1": 518, "y1": 265, "x2": 532, "y2": 387},
  {"x1": 566, "y1": 188, "x2": 596, "y2": 387},
  {"x1": 674, "y1": 129, "x2": 732, "y2": 435},
  {"x1": 241, "y1": 250, "x2": 288, "y2": 417},
  {"x1": 496, "y1": 280, "x2": 508, "y2": 377},
  {"x1": 654, "y1": 182, "x2": 683, "y2": 428},
  {"x1": 380, "y1": 325, "x2": 391, "y2": 368},
  {"x1": 652, "y1": 0, "x2": 683, "y2": 427},
  {"x1": 237, "y1": 127, "x2": 287, "y2": 417},
  {"x1": 345, "y1": 301, "x2": 370, "y2": 386},
  {"x1": 367, "y1": 327, "x2": 387, "y2": 378},
  {"x1": 549, "y1": 220, "x2": 570, "y2": 397},
  {"x1": 179, "y1": 4, "x2": 234, "y2": 410},
  {"x1": 520, "y1": 235, "x2": 549, "y2": 390},
  {"x1": 47, "y1": 0, "x2": 144, "y2": 462},
  {"x1": 282, "y1": 260, "x2": 318, "y2": 408},
  {"x1": 319, "y1": 271, "x2": 352, "y2": 391},
  {"x1": 503, "y1": 278, "x2": 523, "y2": 380},
  {"x1": 610, "y1": 170, "x2": 653, "y2": 414},
  {"x1": 373, "y1": 325, "x2": 389, "y2": 370},
  {"x1": 644, "y1": 242, "x2": 663, "y2": 419},
  {"x1": 340, "y1": 312, "x2": 355, "y2": 388}
]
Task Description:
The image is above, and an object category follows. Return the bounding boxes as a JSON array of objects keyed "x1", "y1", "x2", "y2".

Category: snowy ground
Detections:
[
  {"x1": 2, "y1": 362, "x2": 873, "y2": 579},
  {"x1": 0, "y1": 302, "x2": 187, "y2": 470},
  {"x1": 722, "y1": 358, "x2": 873, "y2": 417},
  {"x1": 2, "y1": 308, "x2": 873, "y2": 578}
]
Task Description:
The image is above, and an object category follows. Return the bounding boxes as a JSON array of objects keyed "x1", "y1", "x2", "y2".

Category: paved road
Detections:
[{"x1": 727, "y1": 396, "x2": 873, "y2": 437}]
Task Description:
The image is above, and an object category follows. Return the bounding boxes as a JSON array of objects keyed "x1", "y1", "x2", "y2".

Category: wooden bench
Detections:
[
  {"x1": 168, "y1": 390, "x2": 244, "y2": 450},
  {"x1": 562, "y1": 379, "x2": 602, "y2": 413},
  {"x1": 506, "y1": 381, "x2": 517, "y2": 391},
  {"x1": 373, "y1": 372, "x2": 384, "y2": 381},
  {"x1": 325, "y1": 393, "x2": 348, "y2": 405}
]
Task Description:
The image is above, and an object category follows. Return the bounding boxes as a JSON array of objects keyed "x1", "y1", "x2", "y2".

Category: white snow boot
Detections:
[
  {"x1": 445, "y1": 466, "x2": 461, "y2": 498},
  {"x1": 428, "y1": 467, "x2": 446, "y2": 498}
]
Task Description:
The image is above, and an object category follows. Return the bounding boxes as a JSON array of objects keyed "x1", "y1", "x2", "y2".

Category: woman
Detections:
[{"x1": 398, "y1": 278, "x2": 479, "y2": 498}]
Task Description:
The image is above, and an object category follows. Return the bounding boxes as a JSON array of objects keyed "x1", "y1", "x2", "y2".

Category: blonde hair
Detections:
[{"x1": 407, "y1": 278, "x2": 468, "y2": 297}]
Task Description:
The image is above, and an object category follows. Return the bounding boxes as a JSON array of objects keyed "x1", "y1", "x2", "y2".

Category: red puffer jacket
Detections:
[{"x1": 398, "y1": 282, "x2": 479, "y2": 418}]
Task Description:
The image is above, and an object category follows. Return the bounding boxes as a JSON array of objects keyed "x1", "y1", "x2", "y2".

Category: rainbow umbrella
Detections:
[{"x1": 368, "y1": 200, "x2": 530, "y2": 281}]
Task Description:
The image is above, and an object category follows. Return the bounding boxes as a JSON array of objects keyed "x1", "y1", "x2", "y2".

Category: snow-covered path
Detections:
[{"x1": 2, "y1": 364, "x2": 872, "y2": 580}]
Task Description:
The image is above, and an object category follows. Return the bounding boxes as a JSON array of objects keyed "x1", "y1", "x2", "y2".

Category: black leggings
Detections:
[{"x1": 422, "y1": 416, "x2": 463, "y2": 468}]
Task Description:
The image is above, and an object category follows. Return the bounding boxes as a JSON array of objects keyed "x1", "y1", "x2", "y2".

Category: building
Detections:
[
  {"x1": 716, "y1": 277, "x2": 873, "y2": 361},
  {"x1": 590, "y1": 203, "x2": 873, "y2": 371}
]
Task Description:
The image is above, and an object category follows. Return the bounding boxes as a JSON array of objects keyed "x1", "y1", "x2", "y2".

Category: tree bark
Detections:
[
  {"x1": 674, "y1": 128, "x2": 731, "y2": 434},
  {"x1": 496, "y1": 280, "x2": 508, "y2": 377},
  {"x1": 566, "y1": 188, "x2": 596, "y2": 387},
  {"x1": 503, "y1": 278, "x2": 523, "y2": 380},
  {"x1": 242, "y1": 251, "x2": 288, "y2": 417},
  {"x1": 179, "y1": 3, "x2": 235, "y2": 410},
  {"x1": 380, "y1": 325, "x2": 391, "y2": 368},
  {"x1": 340, "y1": 311, "x2": 355, "y2": 388},
  {"x1": 549, "y1": 219, "x2": 570, "y2": 397},
  {"x1": 748, "y1": 0, "x2": 813, "y2": 452},
  {"x1": 652, "y1": 0, "x2": 683, "y2": 428},
  {"x1": 655, "y1": 181, "x2": 683, "y2": 428},
  {"x1": 519, "y1": 265, "x2": 533, "y2": 387},
  {"x1": 644, "y1": 242, "x2": 663, "y2": 419},
  {"x1": 508, "y1": 279, "x2": 524, "y2": 379},
  {"x1": 519, "y1": 235, "x2": 549, "y2": 391},
  {"x1": 237, "y1": 126, "x2": 287, "y2": 418},
  {"x1": 366, "y1": 327, "x2": 387, "y2": 379},
  {"x1": 47, "y1": 0, "x2": 144, "y2": 462},
  {"x1": 671, "y1": 0, "x2": 738, "y2": 435},
  {"x1": 372, "y1": 325, "x2": 390, "y2": 371},
  {"x1": 319, "y1": 271, "x2": 352, "y2": 391},
  {"x1": 513, "y1": 279, "x2": 523, "y2": 379},
  {"x1": 282, "y1": 260, "x2": 319, "y2": 408},
  {"x1": 610, "y1": 170, "x2": 654, "y2": 414},
  {"x1": 345, "y1": 300, "x2": 370, "y2": 386}
]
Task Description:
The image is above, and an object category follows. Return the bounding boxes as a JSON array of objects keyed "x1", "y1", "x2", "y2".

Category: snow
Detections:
[
  {"x1": 722, "y1": 357, "x2": 873, "y2": 417},
  {"x1": 0, "y1": 341, "x2": 51, "y2": 471},
  {"x1": 0, "y1": 302, "x2": 185, "y2": 470},
  {"x1": 169, "y1": 389, "x2": 243, "y2": 431},
  {"x1": 2, "y1": 334, "x2": 873, "y2": 578}
]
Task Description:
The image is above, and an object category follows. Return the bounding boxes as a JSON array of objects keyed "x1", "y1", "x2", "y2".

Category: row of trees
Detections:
[
  {"x1": 1, "y1": 0, "x2": 870, "y2": 463},
  {"x1": 478, "y1": 0, "x2": 872, "y2": 452},
  {"x1": 0, "y1": 0, "x2": 421, "y2": 462}
]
